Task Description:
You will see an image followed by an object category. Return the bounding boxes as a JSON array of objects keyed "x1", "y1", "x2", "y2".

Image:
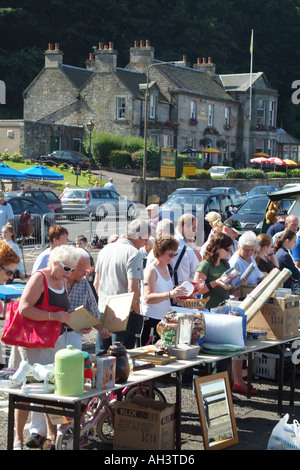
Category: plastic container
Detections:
[
  {"x1": 168, "y1": 344, "x2": 200, "y2": 360},
  {"x1": 55, "y1": 345, "x2": 84, "y2": 396}
]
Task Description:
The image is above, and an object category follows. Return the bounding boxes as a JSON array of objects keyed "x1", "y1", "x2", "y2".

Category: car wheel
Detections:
[{"x1": 127, "y1": 205, "x2": 135, "y2": 220}]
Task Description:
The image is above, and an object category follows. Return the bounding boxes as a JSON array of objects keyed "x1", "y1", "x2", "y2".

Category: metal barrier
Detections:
[{"x1": 9, "y1": 213, "x2": 55, "y2": 247}]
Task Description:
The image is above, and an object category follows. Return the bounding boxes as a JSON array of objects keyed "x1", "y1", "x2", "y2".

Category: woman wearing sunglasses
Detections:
[
  {"x1": 12, "y1": 244, "x2": 81, "y2": 450},
  {"x1": 141, "y1": 235, "x2": 188, "y2": 345},
  {"x1": 194, "y1": 232, "x2": 233, "y2": 309},
  {"x1": 0, "y1": 240, "x2": 20, "y2": 284}
]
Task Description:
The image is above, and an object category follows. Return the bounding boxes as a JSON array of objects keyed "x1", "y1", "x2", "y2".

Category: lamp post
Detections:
[
  {"x1": 87, "y1": 120, "x2": 95, "y2": 172},
  {"x1": 142, "y1": 61, "x2": 178, "y2": 206}
]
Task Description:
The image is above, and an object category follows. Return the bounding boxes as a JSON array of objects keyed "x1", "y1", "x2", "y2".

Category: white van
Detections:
[{"x1": 209, "y1": 166, "x2": 235, "y2": 178}]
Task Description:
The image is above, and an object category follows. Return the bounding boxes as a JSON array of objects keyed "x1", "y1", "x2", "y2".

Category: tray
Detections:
[{"x1": 134, "y1": 353, "x2": 178, "y2": 365}]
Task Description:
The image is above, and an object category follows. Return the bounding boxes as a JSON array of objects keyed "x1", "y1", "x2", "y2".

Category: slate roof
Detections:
[
  {"x1": 218, "y1": 72, "x2": 264, "y2": 92},
  {"x1": 276, "y1": 128, "x2": 300, "y2": 144},
  {"x1": 62, "y1": 64, "x2": 93, "y2": 89},
  {"x1": 153, "y1": 63, "x2": 234, "y2": 101}
]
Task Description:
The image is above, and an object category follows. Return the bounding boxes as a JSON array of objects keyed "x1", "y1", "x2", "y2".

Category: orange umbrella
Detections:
[
  {"x1": 252, "y1": 152, "x2": 271, "y2": 158},
  {"x1": 283, "y1": 159, "x2": 297, "y2": 166},
  {"x1": 201, "y1": 147, "x2": 221, "y2": 154}
]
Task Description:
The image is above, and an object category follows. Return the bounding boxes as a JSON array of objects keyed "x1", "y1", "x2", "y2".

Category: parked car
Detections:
[
  {"x1": 61, "y1": 187, "x2": 136, "y2": 220},
  {"x1": 159, "y1": 190, "x2": 240, "y2": 223},
  {"x1": 4, "y1": 196, "x2": 56, "y2": 243},
  {"x1": 243, "y1": 185, "x2": 280, "y2": 199},
  {"x1": 167, "y1": 187, "x2": 205, "y2": 198},
  {"x1": 225, "y1": 195, "x2": 293, "y2": 234},
  {"x1": 210, "y1": 186, "x2": 245, "y2": 206},
  {"x1": 209, "y1": 166, "x2": 235, "y2": 178},
  {"x1": 4, "y1": 189, "x2": 62, "y2": 213},
  {"x1": 261, "y1": 186, "x2": 300, "y2": 233},
  {"x1": 38, "y1": 150, "x2": 91, "y2": 169}
]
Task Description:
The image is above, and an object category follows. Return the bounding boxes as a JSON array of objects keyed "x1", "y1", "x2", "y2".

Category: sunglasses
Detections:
[
  {"x1": 166, "y1": 252, "x2": 178, "y2": 258},
  {"x1": 59, "y1": 262, "x2": 76, "y2": 272},
  {"x1": 0, "y1": 266, "x2": 14, "y2": 276}
]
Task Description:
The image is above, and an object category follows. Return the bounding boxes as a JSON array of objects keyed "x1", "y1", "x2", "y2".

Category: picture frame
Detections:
[
  {"x1": 194, "y1": 371, "x2": 239, "y2": 450},
  {"x1": 100, "y1": 292, "x2": 134, "y2": 332}
]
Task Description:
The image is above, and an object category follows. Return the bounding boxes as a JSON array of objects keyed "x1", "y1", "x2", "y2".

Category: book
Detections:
[{"x1": 66, "y1": 305, "x2": 99, "y2": 334}]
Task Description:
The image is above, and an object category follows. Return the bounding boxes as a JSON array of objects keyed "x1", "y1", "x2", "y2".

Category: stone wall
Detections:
[{"x1": 131, "y1": 177, "x2": 300, "y2": 204}]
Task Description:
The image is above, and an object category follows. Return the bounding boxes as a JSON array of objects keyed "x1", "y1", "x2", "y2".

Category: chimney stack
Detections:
[
  {"x1": 45, "y1": 42, "x2": 63, "y2": 68},
  {"x1": 94, "y1": 41, "x2": 117, "y2": 72},
  {"x1": 127, "y1": 39, "x2": 154, "y2": 73},
  {"x1": 193, "y1": 57, "x2": 216, "y2": 76}
]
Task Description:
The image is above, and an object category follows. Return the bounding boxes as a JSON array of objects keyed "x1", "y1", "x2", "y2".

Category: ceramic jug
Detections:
[
  {"x1": 55, "y1": 345, "x2": 84, "y2": 396},
  {"x1": 108, "y1": 342, "x2": 130, "y2": 384}
]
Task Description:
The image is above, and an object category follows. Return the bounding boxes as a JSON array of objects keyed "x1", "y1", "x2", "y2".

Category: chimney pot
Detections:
[
  {"x1": 99, "y1": 42, "x2": 103, "y2": 50},
  {"x1": 140, "y1": 40, "x2": 144, "y2": 48},
  {"x1": 89, "y1": 53, "x2": 93, "y2": 60},
  {"x1": 183, "y1": 55, "x2": 187, "y2": 62},
  {"x1": 134, "y1": 40, "x2": 138, "y2": 47},
  {"x1": 202, "y1": 57, "x2": 206, "y2": 64},
  {"x1": 48, "y1": 43, "x2": 53, "y2": 51},
  {"x1": 109, "y1": 41, "x2": 114, "y2": 49},
  {"x1": 55, "y1": 43, "x2": 60, "y2": 51},
  {"x1": 197, "y1": 57, "x2": 201, "y2": 64},
  {"x1": 208, "y1": 57, "x2": 212, "y2": 63},
  {"x1": 104, "y1": 44, "x2": 108, "y2": 49},
  {"x1": 146, "y1": 40, "x2": 150, "y2": 47}
]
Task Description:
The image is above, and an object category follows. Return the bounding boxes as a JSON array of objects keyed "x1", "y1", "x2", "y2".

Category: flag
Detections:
[{"x1": 250, "y1": 29, "x2": 253, "y2": 55}]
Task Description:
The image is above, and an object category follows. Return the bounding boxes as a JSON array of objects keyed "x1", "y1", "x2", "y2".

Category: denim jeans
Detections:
[{"x1": 95, "y1": 311, "x2": 142, "y2": 355}]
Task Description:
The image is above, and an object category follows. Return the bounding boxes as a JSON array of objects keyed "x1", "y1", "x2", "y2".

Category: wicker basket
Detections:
[{"x1": 177, "y1": 296, "x2": 210, "y2": 309}]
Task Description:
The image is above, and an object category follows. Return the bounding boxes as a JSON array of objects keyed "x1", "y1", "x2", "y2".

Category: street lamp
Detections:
[
  {"x1": 142, "y1": 61, "x2": 178, "y2": 205},
  {"x1": 87, "y1": 120, "x2": 95, "y2": 172}
]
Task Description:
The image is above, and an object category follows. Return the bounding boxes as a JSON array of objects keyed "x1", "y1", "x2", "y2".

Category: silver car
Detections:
[{"x1": 61, "y1": 187, "x2": 136, "y2": 220}]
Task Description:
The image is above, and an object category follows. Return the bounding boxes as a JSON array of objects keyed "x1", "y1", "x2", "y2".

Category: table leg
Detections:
[{"x1": 7, "y1": 394, "x2": 15, "y2": 450}]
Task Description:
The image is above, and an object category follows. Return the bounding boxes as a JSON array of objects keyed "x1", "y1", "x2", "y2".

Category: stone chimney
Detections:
[
  {"x1": 45, "y1": 43, "x2": 63, "y2": 68},
  {"x1": 193, "y1": 57, "x2": 216, "y2": 76},
  {"x1": 127, "y1": 40, "x2": 154, "y2": 73},
  {"x1": 85, "y1": 52, "x2": 95, "y2": 70},
  {"x1": 93, "y1": 42, "x2": 117, "y2": 72}
]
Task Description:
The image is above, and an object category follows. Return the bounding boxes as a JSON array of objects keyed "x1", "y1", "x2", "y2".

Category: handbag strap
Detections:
[{"x1": 34, "y1": 270, "x2": 50, "y2": 307}]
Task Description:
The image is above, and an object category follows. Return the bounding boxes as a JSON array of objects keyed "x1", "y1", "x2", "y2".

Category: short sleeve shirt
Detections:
[{"x1": 95, "y1": 238, "x2": 143, "y2": 312}]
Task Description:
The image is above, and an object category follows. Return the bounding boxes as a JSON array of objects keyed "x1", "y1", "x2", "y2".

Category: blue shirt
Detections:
[{"x1": 275, "y1": 246, "x2": 300, "y2": 288}]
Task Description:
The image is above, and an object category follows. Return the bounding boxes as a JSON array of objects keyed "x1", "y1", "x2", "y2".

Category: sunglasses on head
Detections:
[
  {"x1": 60, "y1": 262, "x2": 76, "y2": 272},
  {"x1": 0, "y1": 266, "x2": 14, "y2": 276}
]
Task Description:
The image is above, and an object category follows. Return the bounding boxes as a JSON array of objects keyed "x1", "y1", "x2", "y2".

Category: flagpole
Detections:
[{"x1": 249, "y1": 29, "x2": 254, "y2": 121}]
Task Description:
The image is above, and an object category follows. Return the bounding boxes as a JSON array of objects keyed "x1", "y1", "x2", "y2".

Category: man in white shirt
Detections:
[
  {"x1": 0, "y1": 194, "x2": 14, "y2": 231},
  {"x1": 104, "y1": 178, "x2": 116, "y2": 192},
  {"x1": 94, "y1": 219, "x2": 150, "y2": 355}
]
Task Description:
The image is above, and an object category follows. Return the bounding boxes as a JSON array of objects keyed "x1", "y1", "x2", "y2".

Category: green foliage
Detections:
[
  {"x1": 287, "y1": 168, "x2": 300, "y2": 178},
  {"x1": 228, "y1": 169, "x2": 266, "y2": 179},
  {"x1": 121, "y1": 136, "x2": 144, "y2": 154},
  {"x1": 267, "y1": 171, "x2": 286, "y2": 178},
  {"x1": 109, "y1": 150, "x2": 132, "y2": 169},
  {"x1": 182, "y1": 169, "x2": 211, "y2": 180},
  {"x1": 89, "y1": 132, "x2": 123, "y2": 167}
]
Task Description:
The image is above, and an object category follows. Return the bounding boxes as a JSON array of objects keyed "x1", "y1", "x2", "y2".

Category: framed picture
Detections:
[
  {"x1": 194, "y1": 371, "x2": 239, "y2": 450},
  {"x1": 101, "y1": 292, "x2": 134, "y2": 332}
]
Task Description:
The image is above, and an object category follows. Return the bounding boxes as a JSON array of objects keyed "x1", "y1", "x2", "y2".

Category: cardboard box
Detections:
[
  {"x1": 113, "y1": 396, "x2": 175, "y2": 450},
  {"x1": 247, "y1": 295, "x2": 300, "y2": 340},
  {"x1": 239, "y1": 285, "x2": 255, "y2": 299}
]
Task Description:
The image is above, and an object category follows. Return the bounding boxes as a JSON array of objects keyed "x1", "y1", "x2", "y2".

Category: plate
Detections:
[{"x1": 180, "y1": 281, "x2": 194, "y2": 298}]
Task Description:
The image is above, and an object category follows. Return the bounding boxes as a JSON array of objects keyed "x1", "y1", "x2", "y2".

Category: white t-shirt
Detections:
[
  {"x1": 141, "y1": 265, "x2": 173, "y2": 320},
  {"x1": 229, "y1": 253, "x2": 262, "y2": 287},
  {"x1": 95, "y1": 238, "x2": 143, "y2": 312},
  {"x1": 0, "y1": 202, "x2": 14, "y2": 230}
]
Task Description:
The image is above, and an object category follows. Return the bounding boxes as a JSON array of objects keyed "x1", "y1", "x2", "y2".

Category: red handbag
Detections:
[{"x1": 1, "y1": 272, "x2": 63, "y2": 349}]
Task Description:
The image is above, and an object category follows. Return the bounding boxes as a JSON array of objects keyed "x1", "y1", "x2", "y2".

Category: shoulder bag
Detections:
[{"x1": 1, "y1": 271, "x2": 63, "y2": 349}]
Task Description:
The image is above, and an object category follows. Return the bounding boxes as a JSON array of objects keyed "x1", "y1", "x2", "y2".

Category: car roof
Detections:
[{"x1": 6, "y1": 195, "x2": 52, "y2": 211}]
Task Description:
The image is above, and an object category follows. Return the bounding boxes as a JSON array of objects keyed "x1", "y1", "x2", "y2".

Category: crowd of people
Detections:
[{"x1": 1, "y1": 198, "x2": 300, "y2": 449}]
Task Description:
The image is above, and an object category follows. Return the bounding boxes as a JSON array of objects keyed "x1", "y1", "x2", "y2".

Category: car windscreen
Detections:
[
  {"x1": 163, "y1": 194, "x2": 208, "y2": 207},
  {"x1": 237, "y1": 198, "x2": 269, "y2": 215},
  {"x1": 64, "y1": 190, "x2": 87, "y2": 199}
]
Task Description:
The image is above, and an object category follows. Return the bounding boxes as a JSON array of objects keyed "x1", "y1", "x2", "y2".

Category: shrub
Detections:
[
  {"x1": 130, "y1": 142, "x2": 160, "y2": 170},
  {"x1": 267, "y1": 171, "x2": 286, "y2": 178},
  {"x1": 121, "y1": 136, "x2": 143, "y2": 154},
  {"x1": 9, "y1": 152, "x2": 23, "y2": 162},
  {"x1": 109, "y1": 150, "x2": 131, "y2": 169},
  {"x1": 183, "y1": 169, "x2": 211, "y2": 180},
  {"x1": 228, "y1": 169, "x2": 266, "y2": 179},
  {"x1": 288, "y1": 168, "x2": 300, "y2": 178},
  {"x1": 1, "y1": 149, "x2": 10, "y2": 161},
  {"x1": 90, "y1": 132, "x2": 123, "y2": 167}
]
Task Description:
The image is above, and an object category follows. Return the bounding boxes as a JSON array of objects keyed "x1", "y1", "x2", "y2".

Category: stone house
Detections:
[{"x1": 0, "y1": 40, "x2": 283, "y2": 167}]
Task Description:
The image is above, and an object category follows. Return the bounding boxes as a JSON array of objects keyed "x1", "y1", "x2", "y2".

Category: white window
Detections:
[
  {"x1": 149, "y1": 95, "x2": 157, "y2": 119},
  {"x1": 150, "y1": 134, "x2": 159, "y2": 147},
  {"x1": 190, "y1": 101, "x2": 197, "y2": 119},
  {"x1": 208, "y1": 105, "x2": 214, "y2": 126},
  {"x1": 225, "y1": 107, "x2": 230, "y2": 124},
  {"x1": 257, "y1": 100, "x2": 265, "y2": 125},
  {"x1": 269, "y1": 101, "x2": 276, "y2": 127},
  {"x1": 116, "y1": 97, "x2": 125, "y2": 120},
  {"x1": 162, "y1": 135, "x2": 172, "y2": 148}
]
